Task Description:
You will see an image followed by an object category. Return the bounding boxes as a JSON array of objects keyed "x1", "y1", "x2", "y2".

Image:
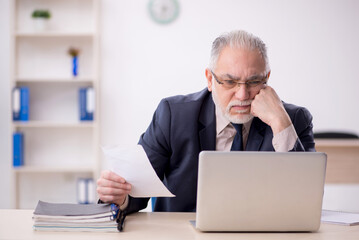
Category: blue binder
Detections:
[
  {"x1": 79, "y1": 88, "x2": 87, "y2": 121},
  {"x1": 79, "y1": 87, "x2": 94, "y2": 121},
  {"x1": 20, "y1": 87, "x2": 29, "y2": 121},
  {"x1": 13, "y1": 132, "x2": 24, "y2": 167}
]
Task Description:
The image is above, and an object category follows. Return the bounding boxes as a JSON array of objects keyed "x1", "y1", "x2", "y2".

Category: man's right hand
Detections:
[{"x1": 97, "y1": 170, "x2": 132, "y2": 207}]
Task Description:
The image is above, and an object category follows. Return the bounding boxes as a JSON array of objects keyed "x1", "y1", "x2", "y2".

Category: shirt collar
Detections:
[{"x1": 215, "y1": 104, "x2": 253, "y2": 136}]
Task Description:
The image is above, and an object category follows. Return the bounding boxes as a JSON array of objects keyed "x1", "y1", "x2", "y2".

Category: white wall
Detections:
[
  {"x1": 1, "y1": 0, "x2": 359, "y2": 209},
  {"x1": 0, "y1": 0, "x2": 12, "y2": 209},
  {"x1": 100, "y1": 0, "x2": 359, "y2": 151},
  {"x1": 100, "y1": 0, "x2": 359, "y2": 212}
]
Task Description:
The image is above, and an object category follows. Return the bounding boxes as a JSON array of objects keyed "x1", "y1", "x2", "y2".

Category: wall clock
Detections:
[{"x1": 148, "y1": 0, "x2": 180, "y2": 24}]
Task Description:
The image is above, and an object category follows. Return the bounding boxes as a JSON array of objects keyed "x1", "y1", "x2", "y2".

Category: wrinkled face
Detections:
[{"x1": 206, "y1": 46, "x2": 269, "y2": 124}]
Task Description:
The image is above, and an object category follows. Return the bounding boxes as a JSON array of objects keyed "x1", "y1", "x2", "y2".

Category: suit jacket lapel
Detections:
[
  {"x1": 198, "y1": 93, "x2": 216, "y2": 151},
  {"x1": 245, "y1": 117, "x2": 267, "y2": 151}
]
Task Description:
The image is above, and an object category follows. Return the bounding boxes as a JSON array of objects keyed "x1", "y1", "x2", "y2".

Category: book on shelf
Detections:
[
  {"x1": 77, "y1": 178, "x2": 95, "y2": 204},
  {"x1": 79, "y1": 87, "x2": 94, "y2": 121},
  {"x1": 321, "y1": 209, "x2": 359, "y2": 226},
  {"x1": 12, "y1": 88, "x2": 20, "y2": 120},
  {"x1": 33, "y1": 201, "x2": 121, "y2": 232},
  {"x1": 13, "y1": 132, "x2": 24, "y2": 167},
  {"x1": 12, "y1": 87, "x2": 29, "y2": 121}
]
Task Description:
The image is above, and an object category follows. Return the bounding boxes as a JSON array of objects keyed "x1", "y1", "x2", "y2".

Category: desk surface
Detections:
[
  {"x1": 1, "y1": 210, "x2": 359, "y2": 240},
  {"x1": 315, "y1": 139, "x2": 359, "y2": 183}
]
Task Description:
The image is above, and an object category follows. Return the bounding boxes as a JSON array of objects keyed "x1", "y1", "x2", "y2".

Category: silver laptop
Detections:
[{"x1": 194, "y1": 151, "x2": 327, "y2": 232}]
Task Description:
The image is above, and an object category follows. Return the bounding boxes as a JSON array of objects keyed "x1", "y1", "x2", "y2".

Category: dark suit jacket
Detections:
[{"x1": 126, "y1": 88, "x2": 315, "y2": 213}]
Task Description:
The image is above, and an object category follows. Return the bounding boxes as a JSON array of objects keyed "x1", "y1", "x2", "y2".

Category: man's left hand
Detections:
[{"x1": 250, "y1": 85, "x2": 292, "y2": 135}]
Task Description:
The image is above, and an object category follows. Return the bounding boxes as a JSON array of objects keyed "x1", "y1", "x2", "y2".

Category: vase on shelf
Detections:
[
  {"x1": 72, "y1": 56, "x2": 78, "y2": 77},
  {"x1": 68, "y1": 47, "x2": 80, "y2": 78}
]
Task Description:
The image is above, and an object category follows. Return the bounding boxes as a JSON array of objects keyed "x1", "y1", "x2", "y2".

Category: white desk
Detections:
[{"x1": 1, "y1": 210, "x2": 359, "y2": 240}]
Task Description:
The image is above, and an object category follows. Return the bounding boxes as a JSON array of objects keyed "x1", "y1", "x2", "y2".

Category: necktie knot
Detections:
[{"x1": 232, "y1": 123, "x2": 243, "y2": 133}]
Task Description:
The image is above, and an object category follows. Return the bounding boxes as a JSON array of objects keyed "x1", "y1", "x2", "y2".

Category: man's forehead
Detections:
[
  {"x1": 219, "y1": 45, "x2": 262, "y2": 57},
  {"x1": 215, "y1": 47, "x2": 266, "y2": 74}
]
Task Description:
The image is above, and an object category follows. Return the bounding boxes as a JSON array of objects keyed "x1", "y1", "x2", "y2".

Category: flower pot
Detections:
[{"x1": 33, "y1": 18, "x2": 49, "y2": 31}]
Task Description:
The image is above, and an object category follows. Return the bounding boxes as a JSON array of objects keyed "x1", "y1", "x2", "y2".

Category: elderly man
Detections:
[{"x1": 97, "y1": 30, "x2": 315, "y2": 213}]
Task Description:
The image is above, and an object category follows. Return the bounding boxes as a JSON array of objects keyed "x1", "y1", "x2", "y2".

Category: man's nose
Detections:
[{"x1": 234, "y1": 84, "x2": 250, "y2": 100}]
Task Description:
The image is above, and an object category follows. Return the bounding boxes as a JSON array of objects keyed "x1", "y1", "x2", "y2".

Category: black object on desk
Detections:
[
  {"x1": 314, "y1": 131, "x2": 359, "y2": 139},
  {"x1": 116, "y1": 209, "x2": 127, "y2": 232}
]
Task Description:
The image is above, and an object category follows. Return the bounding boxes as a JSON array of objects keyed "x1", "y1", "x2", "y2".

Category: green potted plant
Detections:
[{"x1": 31, "y1": 9, "x2": 51, "y2": 31}]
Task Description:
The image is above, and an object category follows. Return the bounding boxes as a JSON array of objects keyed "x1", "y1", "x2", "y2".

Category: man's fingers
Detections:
[
  {"x1": 97, "y1": 178, "x2": 131, "y2": 190},
  {"x1": 97, "y1": 170, "x2": 131, "y2": 206},
  {"x1": 97, "y1": 186, "x2": 131, "y2": 196},
  {"x1": 101, "y1": 170, "x2": 126, "y2": 184},
  {"x1": 97, "y1": 194, "x2": 126, "y2": 206}
]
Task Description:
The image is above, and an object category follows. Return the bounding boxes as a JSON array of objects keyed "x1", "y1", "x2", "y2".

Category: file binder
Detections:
[
  {"x1": 77, "y1": 178, "x2": 87, "y2": 204},
  {"x1": 13, "y1": 132, "x2": 24, "y2": 167},
  {"x1": 12, "y1": 88, "x2": 20, "y2": 121},
  {"x1": 77, "y1": 178, "x2": 95, "y2": 204},
  {"x1": 33, "y1": 201, "x2": 126, "y2": 232},
  {"x1": 79, "y1": 87, "x2": 94, "y2": 121},
  {"x1": 13, "y1": 87, "x2": 29, "y2": 121},
  {"x1": 86, "y1": 87, "x2": 94, "y2": 120},
  {"x1": 20, "y1": 87, "x2": 29, "y2": 121},
  {"x1": 79, "y1": 88, "x2": 87, "y2": 120}
]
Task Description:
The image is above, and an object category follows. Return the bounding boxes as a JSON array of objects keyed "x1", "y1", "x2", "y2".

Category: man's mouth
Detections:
[
  {"x1": 226, "y1": 100, "x2": 253, "y2": 115},
  {"x1": 231, "y1": 104, "x2": 250, "y2": 112}
]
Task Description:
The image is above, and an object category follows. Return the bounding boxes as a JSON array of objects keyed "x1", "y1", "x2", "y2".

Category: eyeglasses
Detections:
[{"x1": 211, "y1": 70, "x2": 268, "y2": 90}]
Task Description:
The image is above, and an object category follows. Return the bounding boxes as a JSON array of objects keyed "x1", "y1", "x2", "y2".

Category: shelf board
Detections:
[
  {"x1": 13, "y1": 166, "x2": 95, "y2": 174},
  {"x1": 15, "y1": 32, "x2": 95, "y2": 38},
  {"x1": 315, "y1": 139, "x2": 359, "y2": 148},
  {"x1": 15, "y1": 77, "x2": 96, "y2": 84},
  {"x1": 13, "y1": 121, "x2": 96, "y2": 128}
]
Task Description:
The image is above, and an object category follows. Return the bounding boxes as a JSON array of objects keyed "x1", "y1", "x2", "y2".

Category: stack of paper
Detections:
[
  {"x1": 33, "y1": 201, "x2": 119, "y2": 232},
  {"x1": 321, "y1": 210, "x2": 359, "y2": 226}
]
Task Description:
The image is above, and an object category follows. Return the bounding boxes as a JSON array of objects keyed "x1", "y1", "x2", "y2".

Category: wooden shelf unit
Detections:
[{"x1": 10, "y1": 0, "x2": 100, "y2": 209}]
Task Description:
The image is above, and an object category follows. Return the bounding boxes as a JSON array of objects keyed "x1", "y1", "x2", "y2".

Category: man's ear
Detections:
[{"x1": 205, "y1": 68, "x2": 213, "y2": 92}]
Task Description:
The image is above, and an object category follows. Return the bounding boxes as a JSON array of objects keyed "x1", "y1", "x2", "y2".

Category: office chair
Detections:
[{"x1": 314, "y1": 131, "x2": 359, "y2": 139}]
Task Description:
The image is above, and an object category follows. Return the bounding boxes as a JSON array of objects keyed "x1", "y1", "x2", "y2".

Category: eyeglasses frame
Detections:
[{"x1": 210, "y1": 70, "x2": 268, "y2": 89}]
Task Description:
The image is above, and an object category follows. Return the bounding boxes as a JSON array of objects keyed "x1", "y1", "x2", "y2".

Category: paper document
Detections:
[
  {"x1": 321, "y1": 210, "x2": 359, "y2": 226},
  {"x1": 102, "y1": 145, "x2": 175, "y2": 198},
  {"x1": 34, "y1": 200, "x2": 115, "y2": 216},
  {"x1": 33, "y1": 201, "x2": 119, "y2": 232}
]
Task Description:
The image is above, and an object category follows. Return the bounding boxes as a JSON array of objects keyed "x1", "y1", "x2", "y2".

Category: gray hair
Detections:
[{"x1": 209, "y1": 30, "x2": 270, "y2": 73}]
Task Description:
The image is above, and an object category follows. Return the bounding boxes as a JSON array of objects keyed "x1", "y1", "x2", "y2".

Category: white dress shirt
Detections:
[{"x1": 215, "y1": 105, "x2": 298, "y2": 152}]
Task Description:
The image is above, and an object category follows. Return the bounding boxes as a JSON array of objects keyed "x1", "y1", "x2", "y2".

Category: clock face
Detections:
[{"x1": 148, "y1": 0, "x2": 180, "y2": 24}]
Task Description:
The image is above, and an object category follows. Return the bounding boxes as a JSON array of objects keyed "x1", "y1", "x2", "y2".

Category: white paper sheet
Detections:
[
  {"x1": 321, "y1": 210, "x2": 359, "y2": 226},
  {"x1": 102, "y1": 144, "x2": 175, "y2": 198}
]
